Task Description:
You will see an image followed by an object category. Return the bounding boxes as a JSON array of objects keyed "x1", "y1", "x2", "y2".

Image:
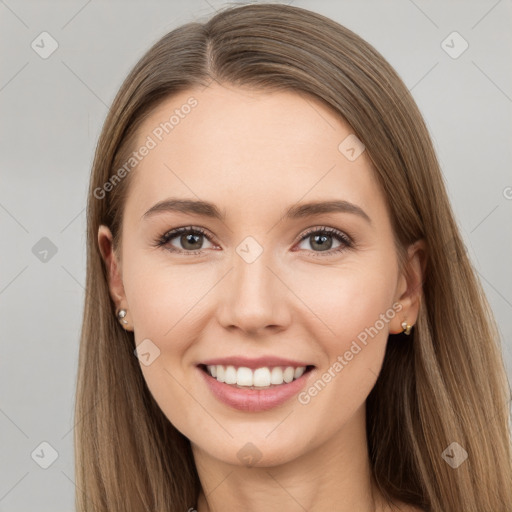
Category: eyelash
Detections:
[{"x1": 155, "y1": 225, "x2": 354, "y2": 258}]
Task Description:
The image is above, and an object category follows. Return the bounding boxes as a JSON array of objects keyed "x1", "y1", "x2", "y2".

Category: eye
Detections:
[
  {"x1": 156, "y1": 226, "x2": 217, "y2": 254},
  {"x1": 295, "y1": 226, "x2": 353, "y2": 256},
  {"x1": 155, "y1": 225, "x2": 353, "y2": 257}
]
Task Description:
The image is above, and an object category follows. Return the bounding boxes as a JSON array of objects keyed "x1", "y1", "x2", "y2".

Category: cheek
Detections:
[
  {"x1": 122, "y1": 255, "x2": 214, "y2": 434},
  {"x1": 291, "y1": 261, "x2": 396, "y2": 412},
  {"x1": 290, "y1": 258, "x2": 396, "y2": 349},
  {"x1": 259, "y1": 266, "x2": 397, "y2": 458},
  {"x1": 122, "y1": 252, "x2": 215, "y2": 346}
]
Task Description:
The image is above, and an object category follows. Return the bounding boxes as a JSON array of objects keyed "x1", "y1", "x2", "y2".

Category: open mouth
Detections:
[{"x1": 198, "y1": 363, "x2": 315, "y2": 389}]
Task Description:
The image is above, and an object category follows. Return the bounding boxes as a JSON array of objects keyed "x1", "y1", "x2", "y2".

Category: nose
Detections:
[{"x1": 217, "y1": 248, "x2": 291, "y2": 336}]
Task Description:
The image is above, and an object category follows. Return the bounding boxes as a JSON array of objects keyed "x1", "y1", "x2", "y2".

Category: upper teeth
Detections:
[{"x1": 206, "y1": 365, "x2": 306, "y2": 387}]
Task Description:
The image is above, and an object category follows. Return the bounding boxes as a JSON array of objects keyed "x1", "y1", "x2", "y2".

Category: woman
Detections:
[{"x1": 75, "y1": 3, "x2": 512, "y2": 511}]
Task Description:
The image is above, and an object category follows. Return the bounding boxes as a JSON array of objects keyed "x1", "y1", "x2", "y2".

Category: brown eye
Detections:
[
  {"x1": 179, "y1": 232, "x2": 204, "y2": 251},
  {"x1": 296, "y1": 227, "x2": 352, "y2": 256},
  {"x1": 157, "y1": 227, "x2": 216, "y2": 254},
  {"x1": 307, "y1": 233, "x2": 335, "y2": 251}
]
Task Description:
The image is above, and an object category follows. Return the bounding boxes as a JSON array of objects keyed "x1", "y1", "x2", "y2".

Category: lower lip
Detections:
[{"x1": 198, "y1": 366, "x2": 313, "y2": 412}]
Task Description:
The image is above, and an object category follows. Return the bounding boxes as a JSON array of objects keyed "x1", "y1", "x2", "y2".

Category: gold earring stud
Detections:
[{"x1": 401, "y1": 321, "x2": 412, "y2": 335}]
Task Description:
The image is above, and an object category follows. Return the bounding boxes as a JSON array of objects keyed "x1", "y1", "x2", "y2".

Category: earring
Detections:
[
  {"x1": 401, "y1": 321, "x2": 413, "y2": 335},
  {"x1": 117, "y1": 309, "x2": 128, "y2": 325}
]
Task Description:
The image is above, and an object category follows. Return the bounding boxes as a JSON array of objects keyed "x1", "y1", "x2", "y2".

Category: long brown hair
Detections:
[{"x1": 75, "y1": 4, "x2": 512, "y2": 511}]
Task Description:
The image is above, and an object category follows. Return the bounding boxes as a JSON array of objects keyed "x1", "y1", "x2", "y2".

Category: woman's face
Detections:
[{"x1": 100, "y1": 83, "x2": 420, "y2": 467}]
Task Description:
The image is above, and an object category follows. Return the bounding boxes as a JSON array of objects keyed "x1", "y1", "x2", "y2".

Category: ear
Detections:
[
  {"x1": 98, "y1": 225, "x2": 130, "y2": 327},
  {"x1": 390, "y1": 239, "x2": 427, "y2": 334}
]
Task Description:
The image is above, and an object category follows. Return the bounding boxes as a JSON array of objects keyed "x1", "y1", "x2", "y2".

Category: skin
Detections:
[{"x1": 99, "y1": 83, "x2": 426, "y2": 512}]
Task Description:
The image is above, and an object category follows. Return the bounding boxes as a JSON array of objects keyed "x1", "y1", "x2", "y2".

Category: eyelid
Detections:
[
  {"x1": 291, "y1": 225, "x2": 354, "y2": 257},
  {"x1": 294, "y1": 225, "x2": 353, "y2": 246},
  {"x1": 156, "y1": 225, "x2": 354, "y2": 256},
  {"x1": 160, "y1": 225, "x2": 217, "y2": 243},
  {"x1": 157, "y1": 225, "x2": 220, "y2": 254}
]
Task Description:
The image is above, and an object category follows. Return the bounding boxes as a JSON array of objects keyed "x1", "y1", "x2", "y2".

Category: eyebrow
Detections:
[{"x1": 142, "y1": 198, "x2": 371, "y2": 225}]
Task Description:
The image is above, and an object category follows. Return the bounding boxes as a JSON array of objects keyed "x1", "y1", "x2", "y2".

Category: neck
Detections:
[{"x1": 192, "y1": 404, "x2": 385, "y2": 512}]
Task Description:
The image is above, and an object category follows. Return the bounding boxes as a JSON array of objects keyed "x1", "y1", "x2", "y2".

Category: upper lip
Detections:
[{"x1": 199, "y1": 356, "x2": 313, "y2": 369}]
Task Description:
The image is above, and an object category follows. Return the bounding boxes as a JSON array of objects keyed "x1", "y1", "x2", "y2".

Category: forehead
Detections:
[{"x1": 125, "y1": 83, "x2": 384, "y2": 223}]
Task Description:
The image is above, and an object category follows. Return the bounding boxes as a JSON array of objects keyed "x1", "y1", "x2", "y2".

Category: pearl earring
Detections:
[{"x1": 117, "y1": 309, "x2": 128, "y2": 325}]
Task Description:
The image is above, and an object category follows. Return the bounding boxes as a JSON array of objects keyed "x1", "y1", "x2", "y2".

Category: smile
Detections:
[
  {"x1": 203, "y1": 364, "x2": 309, "y2": 388},
  {"x1": 197, "y1": 361, "x2": 315, "y2": 412}
]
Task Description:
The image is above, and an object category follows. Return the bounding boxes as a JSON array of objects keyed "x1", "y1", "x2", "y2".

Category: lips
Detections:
[{"x1": 196, "y1": 356, "x2": 315, "y2": 412}]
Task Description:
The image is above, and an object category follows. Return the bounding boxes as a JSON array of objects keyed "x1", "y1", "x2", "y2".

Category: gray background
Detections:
[{"x1": 1, "y1": 0, "x2": 511, "y2": 510}]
